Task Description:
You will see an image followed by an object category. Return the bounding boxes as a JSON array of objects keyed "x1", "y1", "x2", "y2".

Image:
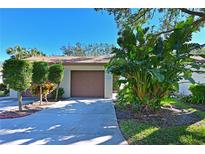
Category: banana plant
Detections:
[{"x1": 107, "y1": 17, "x2": 200, "y2": 111}]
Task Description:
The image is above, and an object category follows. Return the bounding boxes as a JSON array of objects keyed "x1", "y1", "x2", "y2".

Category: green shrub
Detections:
[
  {"x1": 48, "y1": 63, "x2": 64, "y2": 101},
  {"x1": 32, "y1": 61, "x2": 49, "y2": 104},
  {"x1": 3, "y1": 59, "x2": 33, "y2": 111},
  {"x1": 181, "y1": 84, "x2": 205, "y2": 104},
  {"x1": 117, "y1": 85, "x2": 136, "y2": 106},
  {"x1": 51, "y1": 88, "x2": 64, "y2": 100},
  {"x1": 189, "y1": 84, "x2": 205, "y2": 104},
  {"x1": 189, "y1": 84, "x2": 205, "y2": 97}
]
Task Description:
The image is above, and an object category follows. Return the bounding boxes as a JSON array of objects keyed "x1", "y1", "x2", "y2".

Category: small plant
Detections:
[
  {"x1": 31, "y1": 82, "x2": 55, "y2": 102},
  {"x1": 116, "y1": 84, "x2": 139, "y2": 109},
  {"x1": 51, "y1": 88, "x2": 64, "y2": 100}
]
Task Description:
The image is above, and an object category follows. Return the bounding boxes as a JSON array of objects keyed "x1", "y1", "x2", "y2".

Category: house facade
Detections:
[
  {"x1": 9, "y1": 55, "x2": 204, "y2": 98},
  {"x1": 10, "y1": 56, "x2": 113, "y2": 98}
]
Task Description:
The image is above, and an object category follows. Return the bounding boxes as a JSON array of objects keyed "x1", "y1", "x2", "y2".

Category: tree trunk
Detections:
[
  {"x1": 40, "y1": 85, "x2": 42, "y2": 105},
  {"x1": 55, "y1": 83, "x2": 59, "y2": 101},
  {"x1": 18, "y1": 92, "x2": 23, "y2": 111}
]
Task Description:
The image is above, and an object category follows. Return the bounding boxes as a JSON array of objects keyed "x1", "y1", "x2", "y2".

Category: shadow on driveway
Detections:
[{"x1": 0, "y1": 98, "x2": 127, "y2": 145}]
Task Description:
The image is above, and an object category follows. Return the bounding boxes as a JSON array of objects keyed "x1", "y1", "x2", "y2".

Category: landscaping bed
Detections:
[
  {"x1": 0, "y1": 101, "x2": 56, "y2": 119},
  {"x1": 115, "y1": 98, "x2": 205, "y2": 144}
]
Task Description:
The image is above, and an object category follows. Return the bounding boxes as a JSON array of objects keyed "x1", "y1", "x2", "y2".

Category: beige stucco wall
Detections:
[
  {"x1": 59, "y1": 64, "x2": 113, "y2": 98},
  {"x1": 9, "y1": 64, "x2": 113, "y2": 99}
]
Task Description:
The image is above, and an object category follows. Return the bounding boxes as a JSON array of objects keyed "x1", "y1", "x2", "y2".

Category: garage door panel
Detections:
[{"x1": 71, "y1": 71, "x2": 104, "y2": 97}]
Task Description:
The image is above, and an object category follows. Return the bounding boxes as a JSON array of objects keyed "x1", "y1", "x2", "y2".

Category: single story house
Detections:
[
  {"x1": 10, "y1": 56, "x2": 113, "y2": 99},
  {"x1": 9, "y1": 55, "x2": 205, "y2": 98}
]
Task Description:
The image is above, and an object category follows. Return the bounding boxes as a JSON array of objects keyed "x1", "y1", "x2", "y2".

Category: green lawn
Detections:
[{"x1": 119, "y1": 98, "x2": 205, "y2": 145}]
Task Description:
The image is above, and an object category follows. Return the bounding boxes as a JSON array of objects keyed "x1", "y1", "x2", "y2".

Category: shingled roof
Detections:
[{"x1": 25, "y1": 56, "x2": 111, "y2": 64}]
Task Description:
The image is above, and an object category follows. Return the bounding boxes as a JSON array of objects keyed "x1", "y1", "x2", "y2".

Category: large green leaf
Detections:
[{"x1": 149, "y1": 69, "x2": 165, "y2": 82}]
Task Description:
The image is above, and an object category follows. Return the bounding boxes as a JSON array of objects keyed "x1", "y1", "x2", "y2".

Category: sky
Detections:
[
  {"x1": 0, "y1": 8, "x2": 118, "y2": 61},
  {"x1": 0, "y1": 8, "x2": 205, "y2": 62}
]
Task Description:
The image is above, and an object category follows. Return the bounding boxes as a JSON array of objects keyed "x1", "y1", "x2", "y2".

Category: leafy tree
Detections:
[
  {"x1": 96, "y1": 9, "x2": 205, "y2": 35},
  {"x1": 2, "y1": 59, "x2": 32, "y2": 111},
  {"x1": 48, "y1": 63, "x2": 64, "y2": 101},
  {"x1": 61, "y1": 42, "x2": 113, "y2": 56},
  {"x1": 107, "y1": 17, "x2": 201, "y2": 111},
  {"x1": 32, "y1": 61, "x2": 49, "y2": 104},
  {"x1": 7, "y1": 45, "x2": 46, "y2": 59},
  {"x1": 6, "y1": 46, "x2": 27, "y2": 59}
]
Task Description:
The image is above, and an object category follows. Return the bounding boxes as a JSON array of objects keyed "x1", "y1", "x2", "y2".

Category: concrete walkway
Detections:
[{"x1": 0, "y1": 98, "x2": 127, "y2": 145}]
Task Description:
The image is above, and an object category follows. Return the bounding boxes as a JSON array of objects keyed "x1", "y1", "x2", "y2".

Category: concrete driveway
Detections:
[
  {"x1": 0, "y1": 98, "x2": 127, "y2": 145},
  {"x1": 0, "y1": 97, "x2": 36, "y2": 112}
]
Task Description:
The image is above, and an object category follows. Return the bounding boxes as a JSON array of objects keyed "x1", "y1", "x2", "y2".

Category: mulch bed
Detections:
[
  {"x1": 0, "y1": 101, "x2": 56, "y2": 119},
  {"x1": 115, "y1": 105, "x2": 204, "y2": 128}
]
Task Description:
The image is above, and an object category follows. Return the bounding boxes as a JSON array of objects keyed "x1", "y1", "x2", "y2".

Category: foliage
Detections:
[
  {"x1": 32, "y1": 61, "x2": 49, "y2": 84},
  {"x1": 48, "y1": 64, "x2": 64, "y2": 84},
  {"x1": 116, "y1": 84, "x2": 139, "y2": 108},
  {"x1": 113, "y1": 75, "x2": 120, "y2": 92},
  {"x1": 51, "y1": 88, "x2": 64, "y2": 99},
  {"x1": 96, "y1": 9, "x2": 205, "y2": 34},
  {"x1": 120, "y1": 98, "x2": 205, "y2": 145},
  {"x1": 0, "y1": 83, "x2": 9, "y2": 96},
  {"x1": 32, "y1": 61, "x2": 49, "y2": 103},
  {"x1": 3, "y1": 59, "x2": 33, "y2": 92},
  {"x1": 107, "y1": 17, "x2": 200, "y2": 110},
  {"x1": 31, "y1": 82, "x2": 55, "y2": 96},
  {"x1": 48, "y1": 63, "x2": 64, "y2": 101},
  {"x1": 61, "y1": 42, "x2": 113, "y2": 56},
  {"x1": 2, "y1": 59, "x2": 33, "y2": 111},
  {"x1": 189, "y1": 84, "x2": 205, "y2": 97},
  {"x1": 181, "y1": 84, "x2": 205, "y2": 104},
  {"x1": 7, "y1": 45, "x2": 46, "y2": 59}
]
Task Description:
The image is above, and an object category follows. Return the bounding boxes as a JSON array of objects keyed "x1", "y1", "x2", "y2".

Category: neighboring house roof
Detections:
[
  {"x1": 25, "y1": 55, "x2": 205, "y2": 65},
  {"x1": 25, "y1": 56, "x2": 111, "y2": 65}
]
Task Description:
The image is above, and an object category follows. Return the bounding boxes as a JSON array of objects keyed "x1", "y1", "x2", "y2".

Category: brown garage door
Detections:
[{"x1": 71, "y1": 71, "x2": 104, "y2": 97}]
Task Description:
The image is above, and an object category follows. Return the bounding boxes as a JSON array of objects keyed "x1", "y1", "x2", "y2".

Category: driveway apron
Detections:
[{"x1": 0, "y1": 98, "x2": 127, "y2": 145}]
